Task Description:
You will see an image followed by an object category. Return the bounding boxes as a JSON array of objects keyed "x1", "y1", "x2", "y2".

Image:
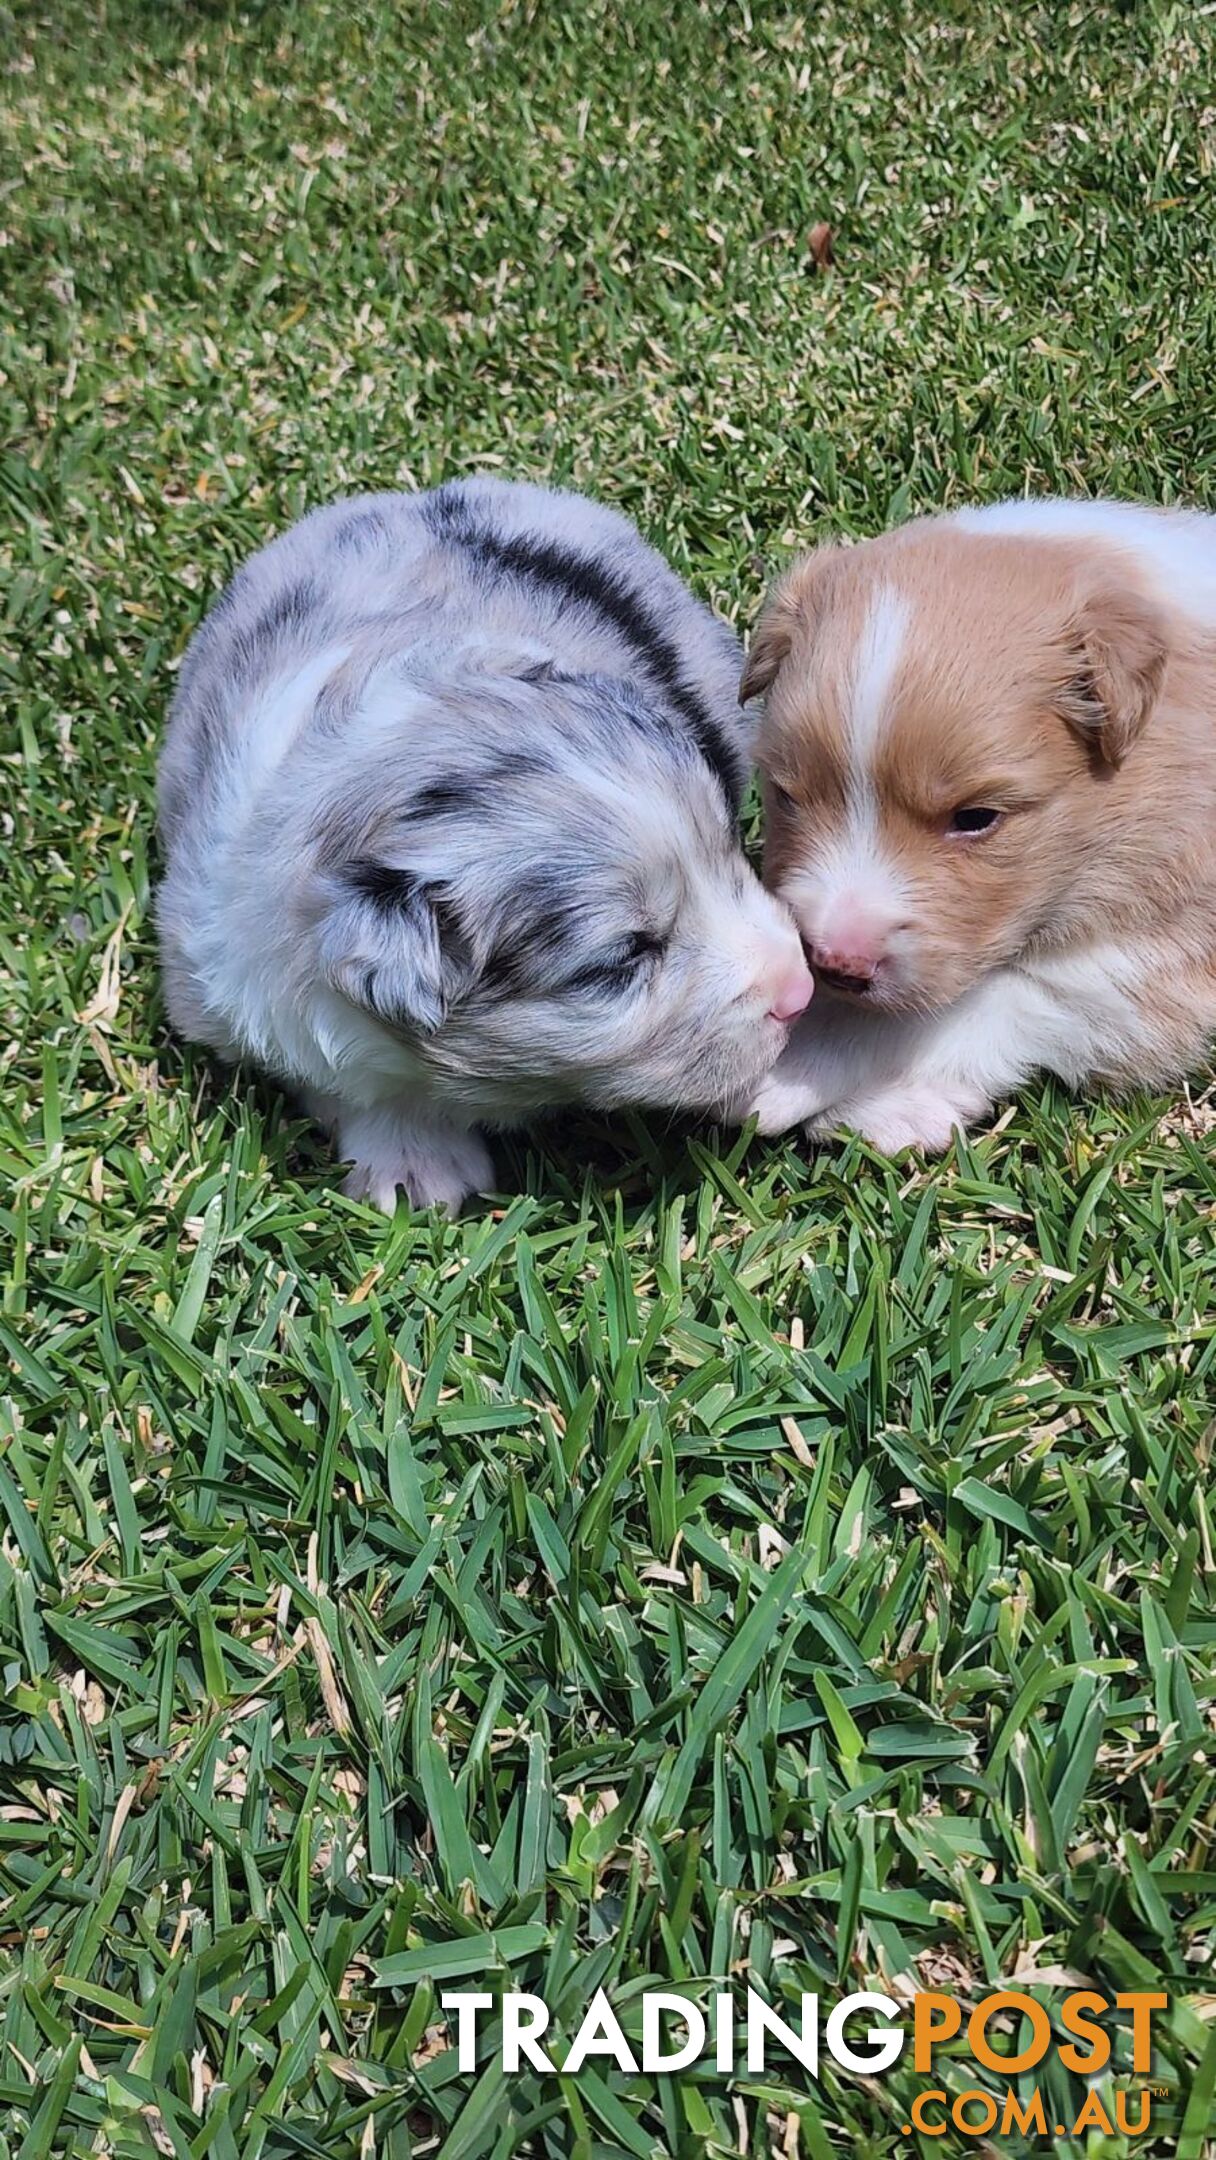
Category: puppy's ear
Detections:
[
  {"x1": 319, "y1": 862, "x2": 471, "y2": 1035},
  {"x1": 740, "y1": 583, "x2": 799, "y2": 705},
  {"x1": 1056, "y1": 575, "x2": 1169, "y2": 766},
  {"x1": 739, "y1": 551, "x2": 837, "y2": 704}
]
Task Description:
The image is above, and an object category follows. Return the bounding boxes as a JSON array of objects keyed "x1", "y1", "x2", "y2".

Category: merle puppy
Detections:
[{"x1": 157, "y1": 478, "x2": 812, "y2": 1210}]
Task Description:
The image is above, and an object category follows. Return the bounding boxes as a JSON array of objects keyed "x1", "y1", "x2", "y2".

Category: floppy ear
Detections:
[
  {"x1": 319, "y1": 861, "x2": 470, "y2": 1036},
  {"x1": 1055, "y1": 575, "x2": 1169, "y2": 767},
  {"x1": 739, "y1": 580, "x2": 800, "y2": 704},
  {"x1": 739, "y1": 550, "x2": 839, "y2": 704}
]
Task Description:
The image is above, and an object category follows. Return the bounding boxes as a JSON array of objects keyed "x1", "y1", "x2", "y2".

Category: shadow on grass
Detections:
[{"x1": 161, "y1": 1036, "x2": 791, "y2": 1224}]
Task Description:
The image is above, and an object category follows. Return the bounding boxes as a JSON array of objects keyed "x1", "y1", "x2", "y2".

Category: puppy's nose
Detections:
[
  {"x1": 809, "y1": 939, "x2": 880, "y2": 985},
  {"x1": 766, "y1": 963, "x2": 814, "y2": 1023}
]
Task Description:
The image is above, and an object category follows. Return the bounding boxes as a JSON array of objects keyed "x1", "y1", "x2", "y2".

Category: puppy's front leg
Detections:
[
  {"x1": 750, "y1": 966, "x2": 1081, "y2": 1155},
  {"x1": 305, "y1": 1091, "x2": 495, "y2": 1215},
  {"x1": 839, "y1": 968, "x2": 1068, "y2": 1153},
  {"x1": 745, "y1": 998, "x2": 920, "y2": 1135}
]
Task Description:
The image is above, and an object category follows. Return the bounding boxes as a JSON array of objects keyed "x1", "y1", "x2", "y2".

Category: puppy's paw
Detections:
[
  {"x1": 744, "y1": 1070, "x2": 834, "y2": 1137},
  {"x1": 338, "y1": 1106, "x2": 495, "y2": 1216},
  {"x1": 845, "y1": 1079, "x2": 986, "y2": 1157}
]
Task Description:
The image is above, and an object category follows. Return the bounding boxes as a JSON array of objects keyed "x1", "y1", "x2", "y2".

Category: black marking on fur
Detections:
[
  {"x1": 515, "y1": 657, "x2": 584, "y2": 687},
  {"x1": 421, "y1": 489, "x2": 738, "y2": 809},
  {"x1": 335, "y1": 507, "x2": 389, "y2": 553},
  {"x1": 347, "y1": 859, "x2": 429, "y2": 914},
  {"x1": 346, "y1": 863, "x2": 471, "y2": 989},
  {"x1": 481, "y1": 873, "x2": 582, "y2": 997},
  {"x1": 422, "y1": 481, "x2": 480, "y2": 542},
  {"x1": 252, "y1": 577, "x2": 319, "y2": 645},
  {"x1": 477, "y1": 531, "x2": 737, "y2": 807},
  {"x1": 479, "y1": 945, "x2": 523, "y2": 996},
  {"x1": 430, "y1": 890, "x2": 474, "y2": 971},
  {"x1": 411, "y1": 777, "x2": 477, "y2": 821},
  {"x1": 408, "y1": 752, "x2": 553, "y2": 824},
  {"x1": 495, "y1": 748, "x2": 553, "y2": 779}
]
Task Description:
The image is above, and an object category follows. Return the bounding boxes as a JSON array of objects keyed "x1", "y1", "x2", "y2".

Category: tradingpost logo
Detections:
[{"x1": 442, "y1": 1982, "x2": 1169, "y2": 2137}]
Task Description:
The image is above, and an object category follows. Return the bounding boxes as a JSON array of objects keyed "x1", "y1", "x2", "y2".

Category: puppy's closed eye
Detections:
[{"x1": 567, "y1": 931, "x2": 666, "y2": 995}]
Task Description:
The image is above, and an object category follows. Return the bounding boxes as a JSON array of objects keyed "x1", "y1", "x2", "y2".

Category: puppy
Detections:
[
  {"x1": 739, "y1": 498, "x2": 1216, "y2": 1151},
  {"x1": 157, "y1": 477, "x2": 812, "y2": 1210}
]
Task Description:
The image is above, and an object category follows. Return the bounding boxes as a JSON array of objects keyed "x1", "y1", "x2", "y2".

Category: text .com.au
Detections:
[{"x1": 441, "y1": 1984, "x2": 1168, "y2": 2138}]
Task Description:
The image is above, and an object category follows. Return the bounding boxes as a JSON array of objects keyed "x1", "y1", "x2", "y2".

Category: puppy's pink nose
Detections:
[
  {"x1": 766, "y1": 963, "x2": 814, "y2": 1023},
  {"x1": 809, "y1": 939, "x2": 880, "y2": 986}
]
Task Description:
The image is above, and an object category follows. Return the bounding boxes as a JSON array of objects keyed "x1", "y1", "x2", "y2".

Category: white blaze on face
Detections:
[{"x1": 782, "y1": 585, "x2": 913, "y2": 960}]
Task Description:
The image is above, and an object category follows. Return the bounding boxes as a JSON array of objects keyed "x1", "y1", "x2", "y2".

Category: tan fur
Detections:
[
  {"x1": 746, "y1": 513, "x2": 1216, "y2": 1097},
  {"x1": 1055, "y1": 572, "x2": 1169, "y2": 765},
  {"x1": 751, "y1": 535, "x2": 1216, "y2": 1015}
]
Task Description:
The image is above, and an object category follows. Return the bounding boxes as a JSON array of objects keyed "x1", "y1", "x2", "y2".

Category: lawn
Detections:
[{"x1": 3, "y1": 0, "x2": 1216, "y2": 2153}]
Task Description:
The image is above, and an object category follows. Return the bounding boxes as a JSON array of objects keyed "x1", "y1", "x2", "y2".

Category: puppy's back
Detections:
[
  {"x1": 951, "y1": 497, "x2": 1216, "y2": 630},
  {"x1": 157, "y1": 495, "x2": 432, "y2": 855},
  {"x1": 159, "y1": 479, "x2": 747, "y2": 856}
]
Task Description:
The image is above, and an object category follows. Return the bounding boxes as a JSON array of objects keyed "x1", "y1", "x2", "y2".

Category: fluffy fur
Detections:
[
  {"x1": 158, "y1": 477, "x2": 811, "y2": 1209},
  {"x1": 740, "y1": 497, "x2": 1216, "y2": 1151}
]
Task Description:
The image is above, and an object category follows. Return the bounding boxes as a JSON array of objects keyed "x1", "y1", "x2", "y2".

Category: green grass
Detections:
[{"x1": 3, "y1": 0, "x2": 1216, "y2": 2153}]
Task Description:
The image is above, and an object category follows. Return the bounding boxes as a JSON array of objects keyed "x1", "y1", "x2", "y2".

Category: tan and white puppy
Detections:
[{"x1": 740, "y1": 499, "x2": 1216, "y2": 1151}]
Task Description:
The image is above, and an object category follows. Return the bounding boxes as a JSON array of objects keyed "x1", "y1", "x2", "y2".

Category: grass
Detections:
[{"x1": 3, "y1": 0, "x2": 1216, "y2": 2152}]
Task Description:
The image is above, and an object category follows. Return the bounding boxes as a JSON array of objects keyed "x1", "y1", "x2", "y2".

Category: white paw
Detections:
[
  {"x1": 845, "y1": 1080, "x2": 986, "y2": 1156},
  {"x1": 338, "y1": 1109, "x2": 495, "y2": 1216},
  {"x1": 744, "y1": 1070, "x2": 832, "y2": 1137}
]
